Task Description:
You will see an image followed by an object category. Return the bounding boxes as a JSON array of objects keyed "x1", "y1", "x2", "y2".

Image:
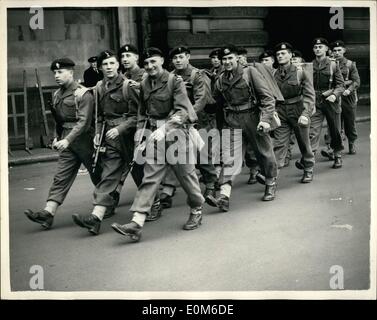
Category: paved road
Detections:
[{"x1": 7, "y1": 122, "x2": 371, "y2": 292}]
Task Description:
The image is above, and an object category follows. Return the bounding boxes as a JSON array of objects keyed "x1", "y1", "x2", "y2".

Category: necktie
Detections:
[
  {"x1": 151, "y1": 79, "x2": 156, "y2": 89},
  {"x1": 228, "y1": 72, "x2": 234, "y2": 80},
  {"x1": 280, "y1": 68, "x2": 286, "y2": 79}
]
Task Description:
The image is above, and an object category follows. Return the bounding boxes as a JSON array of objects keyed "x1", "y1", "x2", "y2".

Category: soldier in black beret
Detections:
[
  {"x1": 111, "y1": 46, "x2": 205, "y2": 241},
  {"x1": 72, "y1": 49, "x2": 144, "y2": 234},
  {"x1": 273, "y1": 41, "x2": 316, "y2": 183},
  {"x1": 118, "y1": 44, "x2": 146, "y2": 85},
  {"x1": 159, "y1": 45, "x2": 219, "y2": 209},
  {"x1": 25, "y1": 58, "x2": 99, "y2": 229},
  {"x1": 259, "y1": 50, "x2": 276, "y2": 72},
  {"x1": 213, "y1": 43, "x2": 279, "y2": 208},
  {"x1": 306, "y1": 37, "x2": 345, "y2": 169},
  {"x1": 114, "y1": 43, "x2": 162, "y2": 221},
  {"x1": 207, "y1": 48, "x2": 225, "y2": 185},
  {"x1": 83, "y1": 56, "x2": 103, "y2": 88},
  {"x1": 328, "y1": 40, "x2": 360, "y2": 155}
]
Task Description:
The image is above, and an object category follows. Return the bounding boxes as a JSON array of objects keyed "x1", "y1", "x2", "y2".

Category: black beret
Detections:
[
  {"x1": 259, "y1": 50, "x2": 274, "y2": 61},
  {"x1": 118, "y1": 44, "x2": 139, "y2": 56},
  {"x1": 274, "y1": 42, "x2": 293, "y2": 52},
  {"x1": 50, "y1": 58, "x2": 75, "y2": 71},
  {"x1": 88, "y1": 56, "x2": 97, "y2": 63},
  {"x1": 313, "y1": 37, "x2": 329, "y2": 46},
  {"x1": 97, "y1": 50, "x2": 117, "y2": 66},
  {"x1": 142, "y1": 47, "x2": 163, "y2": 61},
  {"x1": 292, "y1": 50, "x2": 303, "y2": 58},
  {"x1": 218, "y1": 44, "x2": 238, "y2": 59},
  {"x1": 169, "y1": 46, "x2": 190, "y2": 59},
  {"x1": 330, "y1": 40, "x2": 345, "y2": 49},
  {"x1": 209, "y1": 48, "x2": 221, "y2": 58},
  {"x1": 237, "y1": 47, "x2": 248, "y2": 55}
]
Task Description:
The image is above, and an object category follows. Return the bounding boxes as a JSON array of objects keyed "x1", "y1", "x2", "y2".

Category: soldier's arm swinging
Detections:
[
  {"x1": 300, "y1": 68, "x2": 316, "y2": 119},
  {"x1": 191, "y1": 71, "x2": 207, "y2": 113},
  {"x1": 249, "y1": 67, "x2": 276, "y2": 129}
]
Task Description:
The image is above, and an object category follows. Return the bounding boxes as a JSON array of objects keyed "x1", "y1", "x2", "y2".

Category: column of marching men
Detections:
[{"x1": 24, "y1": 37, "x2": 360, "y2": 242}]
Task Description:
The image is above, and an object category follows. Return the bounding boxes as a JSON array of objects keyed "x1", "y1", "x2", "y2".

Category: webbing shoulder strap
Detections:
[
  {"x1": 190, "y1": 68, "x2": 199, "y2": 85},
  {"x1": 122, "y1": 78, "x2": 131, "y2": 101},
  {"x1": 329, "y1": 59, "x2": 336, "y2": 89},
  {"x1": 73, "y1": 85, "x2": 90, "y2": 118},
  {"x1": 167, "y1": 73, "x2": 175, "y2": 95}
]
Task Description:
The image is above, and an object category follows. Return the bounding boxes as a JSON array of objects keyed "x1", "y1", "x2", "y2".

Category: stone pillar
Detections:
[
  {"x1": 117, "y1": 7, "x2": 138, "y2": 46},
  {"x1": 343, "y1": 7, "x2": 370, "y2": 92}
]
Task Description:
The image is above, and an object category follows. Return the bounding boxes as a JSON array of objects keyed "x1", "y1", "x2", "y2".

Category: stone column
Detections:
[{"x1": 117, "y1": 7, "x2": 138, "y2": 46}]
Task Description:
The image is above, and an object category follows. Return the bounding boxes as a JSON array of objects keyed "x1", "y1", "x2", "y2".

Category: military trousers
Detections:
[
  {"x1": 309, "y1": 99, "x2": 344, "y2": 155},
  {"x1": 221, "y1": 109, "x2": 278, "y2": 185},
  {"x1": 93, "y1": 129, "x2": 143, "y2": 207},
  {"x1": 273, "y1": 103, "x2": 315, "y2": 170},
  {"x1": 47, "y1": 131, "x2": 100, "y2": 205},
  {"x1": 130, "y1": 130, "x2": 205, "y2": 214},
  {"x1": 161, "y1": 125, "x2": 219, "y2": 192},
  {"x1": 341, "y1": 99, "x2": 358, "y2": 143}
]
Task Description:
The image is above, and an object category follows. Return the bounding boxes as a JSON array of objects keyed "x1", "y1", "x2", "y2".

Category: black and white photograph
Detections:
[{"x1": 1, "y1": 0, "x2": 376, "y2": 301}]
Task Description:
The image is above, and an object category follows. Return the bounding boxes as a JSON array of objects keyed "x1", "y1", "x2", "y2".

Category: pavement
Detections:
[
  {"x1": 6, "y1": 121, "x2": 371, "y2": 293},
  {"x1": 7, "y1": 102, "x2": 371, "y2": 166}
]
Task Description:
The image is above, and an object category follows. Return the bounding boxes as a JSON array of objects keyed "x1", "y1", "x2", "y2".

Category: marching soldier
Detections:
[
  {"x1": 111, "y1": 44, "x2": 162, "y2": 221},
  {"x1": 159, "y1": 46, "x2": 218, "y2": 208},
  {"x1": 83, "y1": 56, "x2": 103, "y2": 88},
  {"x1": 325, "y1": 40, "x2": 360, "y2": 155},
  {"x1": 207, "y1": 48, "x2": 225, "y2": 188},
  {"x1": 273, "y1": 42, "x2": 315, "y2": 183},
  {"x1": 303, "y1": 38, "x2": 345, "y2": 169},
  {"x1": 25, "y1": 58, "x2": 100, "y2": 229},
  {"x1": 213, "y1": 44, "x2": 279, "y2": 211},
  {"x1": 71, "y1": 50, "x2": 140, "y2": 235},
  {"x1": 111, "y1": 47, "x2": 205, "y2": 242}
]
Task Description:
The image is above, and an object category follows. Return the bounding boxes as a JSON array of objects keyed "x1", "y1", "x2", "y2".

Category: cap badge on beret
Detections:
[
  {"x1": 224, "y1": 48, "x2": 230, "y2": 55},
  {"x1": 281, "y1": 44, "x2": 286, "y2": 49},
  {"x1": 316, "y1": 39, "x2": 321, "y2": 44},
  {"x1": 125, "y1": 46, "x2": 129, "y2": 51},
  {"x1": 56, "y1": 62, "x2": 60, "y2": 69},
  {"x1": 105, "y1": 51, "x2": 110, "y2": 58}
]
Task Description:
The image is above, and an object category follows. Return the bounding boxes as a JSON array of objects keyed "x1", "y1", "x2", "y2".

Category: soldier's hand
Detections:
[
  {"x1": 343, "y1": 89, "x2": 351, "y2": 96},
  {"x1": 129, "y1": 80, "x2": 140, "y2": 89},
  {"x1": 298, "y1": 115, "x2": 309, "y2": 127},
  {"x1": 54, "y1": 139, "x2": 69, "y2": 151},
  {"x1": 51, "y1": 137, "x2": 58, "y2": 150},
  {"x1": 326, "y1": 94, "x2": 337, "y2": 103},
  {"x1": 93, "y1": 134, "x2": 100, "y2": 147},
  {"x1": 106, "y1": 128, "x2": 120, "y2": 140},
  {"x1": 257, "y1": 121, "x2": 271, "y2": 134},
  {"x1": 150, "y1": 127, "x2": 165, "y2": 142}
]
